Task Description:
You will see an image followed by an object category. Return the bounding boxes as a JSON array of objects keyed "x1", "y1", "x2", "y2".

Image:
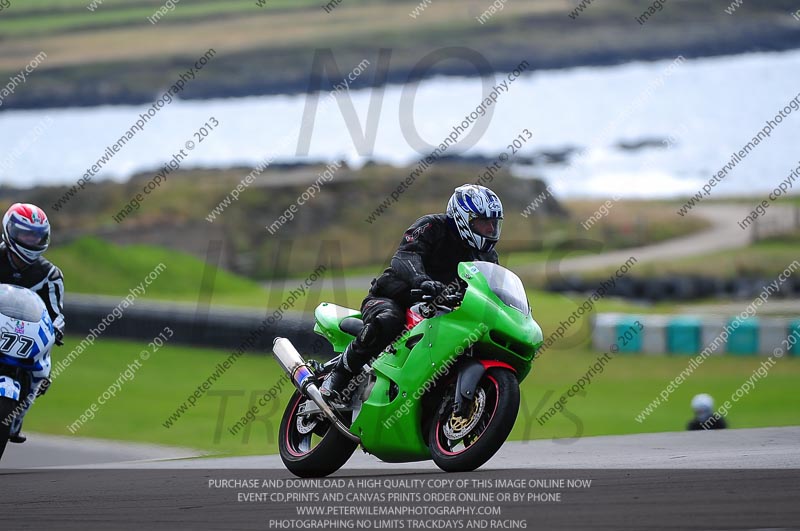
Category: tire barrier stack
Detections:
[
  {"x1": 64, "y1": 294, "x2": 333, "y2": 358},
  {"x1": 548, "y1": 275, "x2": 800, "y2": 302},
  {"x1": 593, "y1": 313, "x2": 800, "y2": 356}
]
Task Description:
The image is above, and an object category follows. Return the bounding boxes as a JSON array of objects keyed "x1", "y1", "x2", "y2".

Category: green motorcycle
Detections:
[{"x1": 274, "y1": 261, "x2": 543, "y2": 477}]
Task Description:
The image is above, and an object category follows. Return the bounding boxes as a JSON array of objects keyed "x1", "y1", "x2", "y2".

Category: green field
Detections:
[{"x1": 27, "y1": 335, "x2": 800, "y2": 456}]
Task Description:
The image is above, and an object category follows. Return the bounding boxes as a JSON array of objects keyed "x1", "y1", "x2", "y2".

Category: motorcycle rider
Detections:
[
  {"x1": 320, "y1": 184, "x2": 503, "y2": 402},
  {"x1": 0, "y1": 203, "x2": 65, "y2": 443},
  {"x1": 687, "y1": 393, "x2": 727, "y2": 430}
]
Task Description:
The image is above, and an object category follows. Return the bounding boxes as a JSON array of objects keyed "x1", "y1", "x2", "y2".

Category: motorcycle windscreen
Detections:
[
  {"x1": 472, "y1": 261, "x2": 529, "y2": 314},
  {"x1": 0, "y1": 284, "x2": 45, "y2": 322}
]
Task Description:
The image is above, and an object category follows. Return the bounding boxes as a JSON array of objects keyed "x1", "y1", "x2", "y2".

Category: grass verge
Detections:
[{"x1": 27, "y1": 333, "x2": 800, "y2": 457}]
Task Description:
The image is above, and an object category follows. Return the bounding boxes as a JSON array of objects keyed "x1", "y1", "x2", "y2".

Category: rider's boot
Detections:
[
  {"x1": 320, "y1": 344, "x2": 356, "y2": 403},
  {"x1": 9, "y1": 415, "x2": 26, "y2": 444}
]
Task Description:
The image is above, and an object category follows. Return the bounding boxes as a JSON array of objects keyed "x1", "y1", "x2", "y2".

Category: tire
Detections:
[
  {"x1": 0, "y1": 397, "x2": 16, "y2": 461},
  {"x1": 429, "y1": 368, "x2": 519, "y2": 473},
  {"x1": 278, "y1": 391, "x2": 357, "y2": 477}
]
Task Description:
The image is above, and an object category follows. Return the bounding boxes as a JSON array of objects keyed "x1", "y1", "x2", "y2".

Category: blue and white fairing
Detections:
[{"x1": 0, "y1": 284, "x2": 55, "y2": 401}]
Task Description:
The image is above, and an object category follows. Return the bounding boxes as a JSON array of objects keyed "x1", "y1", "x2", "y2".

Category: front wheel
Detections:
[
  {"x1": 0, "y1": 397, "x2": 16, "y2": 460},
  {"x1": 429, "y1": 368, "x2": 519, "y2": 472},
  {"x1": 278, "y1": 391, "x2": 357, "y2": 477}
]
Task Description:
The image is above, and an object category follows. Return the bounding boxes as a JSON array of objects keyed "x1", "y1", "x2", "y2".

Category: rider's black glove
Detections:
[
  {"x1": 36, "y1": 378, "x2": 51, "y2": 397},
  {"x1": 419, "y1": 279, "x2": 448, "y2": 300},
  {"x1": 54, "y1": 326, "x2": 64, "y2": 346}
]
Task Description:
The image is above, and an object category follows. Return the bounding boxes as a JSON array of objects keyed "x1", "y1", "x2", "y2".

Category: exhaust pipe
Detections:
[{"x1": 273, "y1": 337, "x2": 361, "y2": 444}]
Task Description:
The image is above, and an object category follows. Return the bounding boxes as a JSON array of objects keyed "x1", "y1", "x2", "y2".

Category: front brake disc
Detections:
[{"x1": 443, "y1": 387, "x2": 486, "y2": 440}]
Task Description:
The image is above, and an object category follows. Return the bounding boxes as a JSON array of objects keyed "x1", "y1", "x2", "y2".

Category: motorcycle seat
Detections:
[{"x1": 339, "y1": 317, "x2": 364, "y2": 336}]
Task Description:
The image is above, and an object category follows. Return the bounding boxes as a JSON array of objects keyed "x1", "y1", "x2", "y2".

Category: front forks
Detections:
[{"x1": 453, "y1": 359, "x2": 516, "y2": 416}]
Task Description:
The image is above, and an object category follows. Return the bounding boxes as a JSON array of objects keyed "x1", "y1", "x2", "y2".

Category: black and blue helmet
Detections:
[{"x1": 446, "y1": 184, "x2": 503, "y2": 252}]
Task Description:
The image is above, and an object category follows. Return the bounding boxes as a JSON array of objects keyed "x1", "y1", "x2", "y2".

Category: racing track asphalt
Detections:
[{"x1": 1, "y1": 427, "x2": 798, "y2": 530}]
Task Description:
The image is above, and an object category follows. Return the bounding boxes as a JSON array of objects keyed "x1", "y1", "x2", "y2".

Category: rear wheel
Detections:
[
  {"x1": 429, "y1": 368, "x2": 519, "y2": 472},
  {"x1": 0, "y1": 397, "x2": 16, "y2": 460},
  {"x1": 278, "y1": 391, "x2": 357, "y2": 477}
]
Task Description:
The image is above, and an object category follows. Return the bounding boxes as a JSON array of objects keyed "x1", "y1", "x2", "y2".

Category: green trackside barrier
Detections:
[
  {"x1": 726, "y1": 317, "x2": 759, "y2": 356},
  {"x1": 666, "y1": 316, "x2": 702, "y2": 355},
  {"x1": 616, "y1": 316, "x2": 642, "y2": 353},
  {"x1": 790, "y1": 320, "x2": 800, "y2": 356}
]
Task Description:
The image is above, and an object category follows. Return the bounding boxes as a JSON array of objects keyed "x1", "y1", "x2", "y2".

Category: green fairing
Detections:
[
  {"x1": 313, "y1": 262, "x2": 544, "y2": 462},
  {"x1": 313, "y1": 303, "x2": 361, "y2": 353}
]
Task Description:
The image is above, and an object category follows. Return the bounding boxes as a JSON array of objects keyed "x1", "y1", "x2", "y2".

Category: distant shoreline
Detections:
[{"x1": 2, "y1": 31, "x2": 799, "y2": 112}]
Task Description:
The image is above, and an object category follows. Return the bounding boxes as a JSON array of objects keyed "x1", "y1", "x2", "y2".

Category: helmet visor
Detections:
[
  {"x1": 470, "y1": 217, "x2": 502, "y2": 240},
  {"x1": 7, "y1": 220, "x2": 49, "y2": 251}
]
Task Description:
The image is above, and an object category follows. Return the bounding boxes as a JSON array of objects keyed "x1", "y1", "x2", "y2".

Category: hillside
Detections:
[
  {"x1": 45, "y1": 236, "x2": 263, "y2": 300},
  {"x1": 3, "y1": 160, "x2": 715, "y2": 279},
  {"x1": 7, "y1": 163, "x2": 562, "y2": 277}
]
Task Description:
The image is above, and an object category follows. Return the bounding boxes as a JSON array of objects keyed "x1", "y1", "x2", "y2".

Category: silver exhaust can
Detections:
[{"x1": 272, "y1": 337, "x2": 361, "y2": 444}]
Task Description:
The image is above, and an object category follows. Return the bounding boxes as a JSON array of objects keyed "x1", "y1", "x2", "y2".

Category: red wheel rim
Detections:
[
  {"x1": 284, "y1": 393, "x2": 330, "y2": 457},
  {"x1": 434, "y1": 375, "x2": 500, "y2": 456}
]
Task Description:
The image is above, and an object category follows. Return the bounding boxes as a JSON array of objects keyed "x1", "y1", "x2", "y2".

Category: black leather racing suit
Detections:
[
  {"x1": 0, "y1": 242, "x2": 65, "y2": 335},
  {"x1": 342, "y1": 214, "x2": 498, "y2": 372}
]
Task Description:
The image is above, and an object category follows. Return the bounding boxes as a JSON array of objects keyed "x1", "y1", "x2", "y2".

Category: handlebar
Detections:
[{"x1": 410, "y1": 287, "x2": 464, "y2": 308}]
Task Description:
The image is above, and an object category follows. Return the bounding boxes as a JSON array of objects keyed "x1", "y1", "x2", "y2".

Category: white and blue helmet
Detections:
[
  {"x1": 691, "y1": 393, "x2": 714, "y2": 421},
  {"x1": 446, "y1": 184, "x2": 503, "y2": 252}
]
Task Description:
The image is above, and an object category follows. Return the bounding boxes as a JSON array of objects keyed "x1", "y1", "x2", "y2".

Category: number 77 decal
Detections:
[{"x1": 0, "y1": 332, "x2": 35, "y2": 356}]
